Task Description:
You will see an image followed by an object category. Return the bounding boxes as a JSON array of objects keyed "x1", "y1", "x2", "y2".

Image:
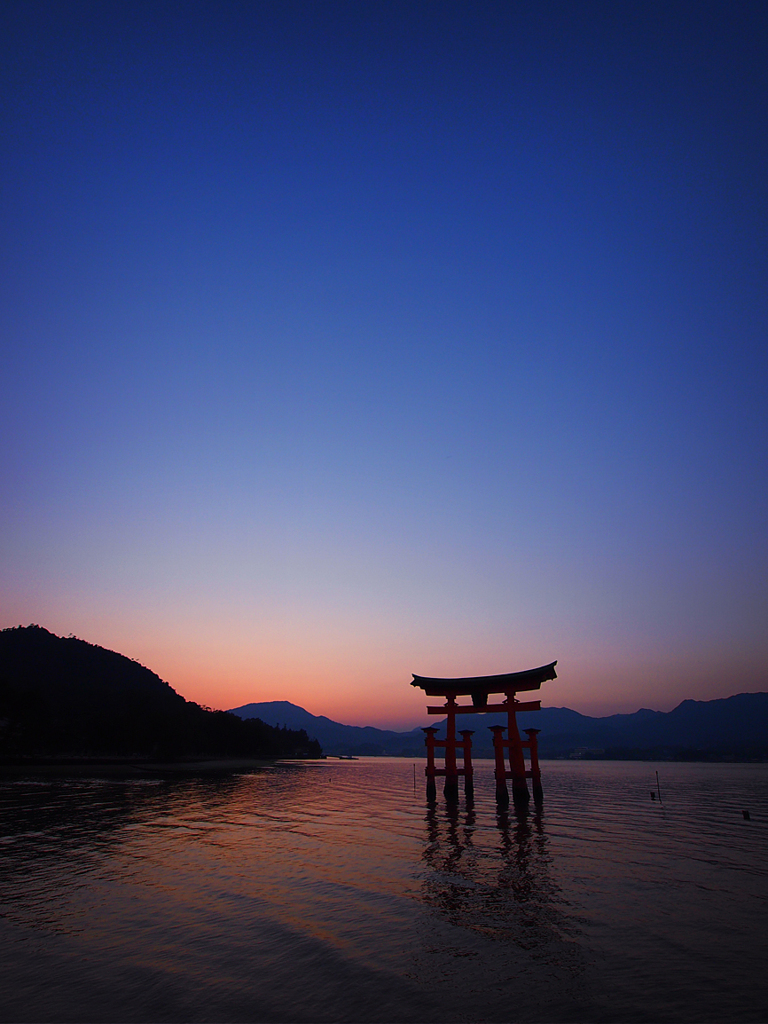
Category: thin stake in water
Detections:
[{"x1": 656, "y1": 771, "x2": 663, "y2": 804}]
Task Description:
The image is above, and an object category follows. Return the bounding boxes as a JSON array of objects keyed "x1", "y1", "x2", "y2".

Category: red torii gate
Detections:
[{"x1": 411, "y1": 662, "x2": 557, "y2": 806}]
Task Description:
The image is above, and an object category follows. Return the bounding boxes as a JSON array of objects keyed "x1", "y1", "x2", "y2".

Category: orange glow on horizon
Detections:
[{"x1": 2, "y1": 604, "x2": 763, "y2": 731}]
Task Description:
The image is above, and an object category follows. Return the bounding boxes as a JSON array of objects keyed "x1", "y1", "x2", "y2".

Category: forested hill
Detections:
[{"x1": 0, "y1": 625, "x2": 321, "y2": 760}]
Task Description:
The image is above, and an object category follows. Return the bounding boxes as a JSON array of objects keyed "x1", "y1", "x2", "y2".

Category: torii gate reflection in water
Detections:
[{"x1": 411, "y1": 662, "x2": 557, "y2": 807}]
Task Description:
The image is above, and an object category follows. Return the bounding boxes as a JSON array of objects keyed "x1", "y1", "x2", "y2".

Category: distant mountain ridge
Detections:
[
  {"x1": 228, "y1": 701, "x2": 424, "y2": 757},
  {"x1": 230, "y1": 692, "x2": 768, "y2": 760}
]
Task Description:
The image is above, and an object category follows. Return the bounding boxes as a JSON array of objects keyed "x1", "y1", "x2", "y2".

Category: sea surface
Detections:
[{"x1": 0, "y1": 758, "x2": 766, "y2": 1024}]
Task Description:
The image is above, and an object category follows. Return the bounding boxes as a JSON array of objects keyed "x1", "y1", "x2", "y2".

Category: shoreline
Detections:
[{"x1": 0, "y1": 756, "x2": 311, "y2": 777}]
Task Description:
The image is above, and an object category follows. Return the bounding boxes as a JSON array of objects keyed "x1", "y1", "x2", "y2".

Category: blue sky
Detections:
[{"x1": 1, "y1": 1, "x2": 766, "y2": 727}]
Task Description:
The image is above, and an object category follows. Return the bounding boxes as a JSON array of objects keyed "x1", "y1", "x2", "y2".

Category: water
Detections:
[{"x1": 0, "y1": 759, "x2": 766, "y2": 1023}]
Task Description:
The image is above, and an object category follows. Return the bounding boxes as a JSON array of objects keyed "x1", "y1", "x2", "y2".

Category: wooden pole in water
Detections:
[{"x1": 656, "y1": 771, "x2": 662, "y2": 804}]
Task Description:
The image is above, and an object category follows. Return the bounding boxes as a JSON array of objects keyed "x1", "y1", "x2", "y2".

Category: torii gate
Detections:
[{"x1": 411, "y1": 662, "x2": 557, "y2": 806}]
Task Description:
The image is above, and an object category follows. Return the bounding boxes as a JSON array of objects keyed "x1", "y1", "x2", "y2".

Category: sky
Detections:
[{"x1": 1, "y1": 1, "x2": 766, "y2": 729}]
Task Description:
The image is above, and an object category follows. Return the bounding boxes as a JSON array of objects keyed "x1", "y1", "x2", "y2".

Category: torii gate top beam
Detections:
[{"x1": 411, "y1": 661, "x2": 557, "y2": 705}]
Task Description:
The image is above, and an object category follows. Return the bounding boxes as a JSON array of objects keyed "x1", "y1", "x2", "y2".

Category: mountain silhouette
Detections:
[
  {"x1": 229, "y1": 700, "x2": 425, "y2": 756},
  {"x1": 231, "y1": 692, "x2": 768, "y2": 760},
  {"x1": 0, "y1": 626, "x2": 321, "y2": 761}
]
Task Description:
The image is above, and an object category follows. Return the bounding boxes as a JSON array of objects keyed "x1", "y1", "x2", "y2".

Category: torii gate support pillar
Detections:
[
  {"x1": 443, "y1": 695, "x2": 460, "y2": 802},
  {"x1": 422, "y1": 727, "x2": 438, "y2": 802},
  {"x1": 460, "y1": 730, "x2": 474, "y2": 800},
  {"x1": 490, "y1": 726, "x2": 509, "y2": 807},
  {"x1": 507, "y1": 701, "x2": 531, "y2": 806},
  {"x1": 525, "y1": 728, "x2": 543, "y2": 803}
]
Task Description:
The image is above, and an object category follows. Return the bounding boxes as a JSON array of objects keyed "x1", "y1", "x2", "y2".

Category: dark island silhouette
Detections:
[{"x1": 0, "y1": 625, "x2": 321, "y2": 763}]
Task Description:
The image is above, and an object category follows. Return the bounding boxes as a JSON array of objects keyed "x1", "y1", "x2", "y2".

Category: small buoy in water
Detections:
[
  {"x1": 650, "y1": 791, "x2": 656, "y2": 800},
  {"x1": 743, "y1": 810, "x2": 751, "y2": 820}
]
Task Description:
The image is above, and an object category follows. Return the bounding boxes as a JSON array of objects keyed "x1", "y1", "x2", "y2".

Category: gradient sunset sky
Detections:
[{"x1": 2, "y1": 1, "x2": 766, "y2": 729}]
